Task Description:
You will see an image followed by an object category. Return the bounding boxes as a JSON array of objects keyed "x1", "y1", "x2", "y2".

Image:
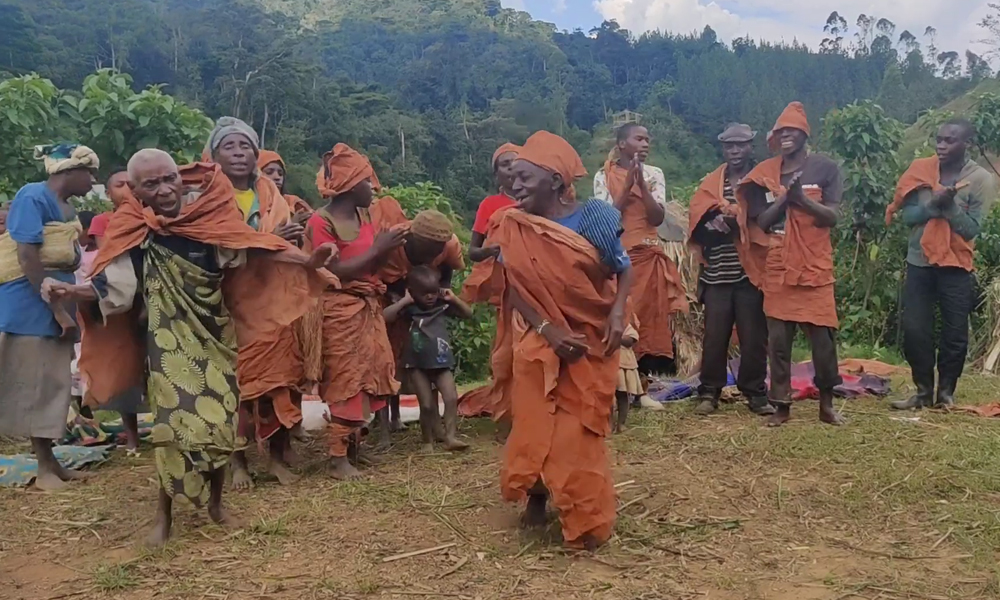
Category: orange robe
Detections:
[
  {"x1": 234, "y1": 177, "x2": 306, "y2": 441},
  {"x1": 603, "y1": 162, "x2": 687, "y2": 360},
  {"x1": 689, "y1": 164, "x2": 768, "y2": 288},
  {"x1": 885, "y1": 156, "x2": 974, "y2": 271},
  {"x1": 738, "y1": 157, "x2": 838, "y2": 328},
  {"x1": 494, "y1": 210, "x2": 618, "y2": 548},
  {"x1": 79, "y1": 163, "x2": 333, "y2": 405}
]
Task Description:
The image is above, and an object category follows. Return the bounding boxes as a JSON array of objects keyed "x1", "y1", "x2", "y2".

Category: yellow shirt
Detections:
[{"x1": 234, "y1": 188, "x2": 256, "y2": 222}]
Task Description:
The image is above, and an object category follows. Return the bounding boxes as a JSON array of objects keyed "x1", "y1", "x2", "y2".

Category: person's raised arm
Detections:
[
  {"x1": 635, "y1": 165, "x2": 665, "y2": 227},
  {"x1": 383, "y1": 291, "x2": 414, "y2": 324},
  {"x1": 469, "y1": 232, "x2": 500, "y2": 263},
  {"x1": 442, "y1": 288, "x2": 473, "y2": 320}
]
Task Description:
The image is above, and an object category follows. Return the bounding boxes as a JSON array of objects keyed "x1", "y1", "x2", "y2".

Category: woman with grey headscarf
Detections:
[{"x1": 205, "y1": 117, "x2": 311, "y2": 492}]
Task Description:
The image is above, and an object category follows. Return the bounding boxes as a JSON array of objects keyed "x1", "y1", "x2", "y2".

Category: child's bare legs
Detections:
[
  {"x1": 145, "y1": 486, "x2": 172, "y2": 548},
  {"x1": 389, "y1": 395, "x2": 405, "y2": 432},
  {"x1": 409, "y1": 369, "x2": 442, "y2": 453},
  {"x1": 208, "y1": 467, "x2": 242, "y2": 528},
  {"x1": 122, "y1": 412, "x2": 140, "y2": 453},
  {"x1": 614, "y1": 392, "x2": 630, "y2": 433},
  {"x1": 432, "y1": 370, "x2": 468, "y2": 451},
  {"x1": 376, "y1": 406, "x2": 392, "y2": 450},
  {"x1": 267, "y1": 429, "x2": 300, "y2": 486}
]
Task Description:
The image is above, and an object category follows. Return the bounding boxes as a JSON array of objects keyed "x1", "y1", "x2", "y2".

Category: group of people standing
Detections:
[{"x1": 0, "y1": 99, "x2": 993, "y2": 552}]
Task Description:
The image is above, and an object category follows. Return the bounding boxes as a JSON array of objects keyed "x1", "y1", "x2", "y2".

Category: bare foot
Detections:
[
  {"x1": 289, "y1": 424, "x2": 311, "y2": 443},
  {"x1": 144, "y1": 515, "x2": 171, "y2": 548},
  {"x1": 329, "y1": 457, "x2": 362, "y2": 480},
  {"x1": 57, "y1": 467, "x2": 92, "y2": 481},
  {"x1": 34, "y1": 471, "x2": 70, "y2": 492},
  {"x1": 420, "y1": 443, "x2": 435, "y2": 454},
  {"x1": 442, "y1": 437, "x2": 469, "y2": 452},
  {"x1": 520, "y1": 494, "x2": 548, "y2": 529},
  {"x1": 355, "y1": 450, "x2": 383, "y2": 467},
  {"x1": 231, "y1": 464, "x2": 254, "y2": 491},
  {"x1": 208, "y1": 505, "x2": 245, "y2": 529},
  {"x1": 766, "y1": 405, "x2": 791, "y2": 428},
  {"x1": 268, "y1": 461, "x2": 301, "y2": 486},
  {"x1": 819, "y1": 406, "x2": 847, "y2": 426}
]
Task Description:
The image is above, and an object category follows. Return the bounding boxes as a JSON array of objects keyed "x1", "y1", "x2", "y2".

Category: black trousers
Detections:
[
  {"x1": 698, "y1": 279, "x2": 768, "y2": 397},
  {"x1": 902, "y1": 264, "x2": 972, "y2": 386},
  {"x1": 767, "y1": 318, "x2": 842, "y2": 404}
]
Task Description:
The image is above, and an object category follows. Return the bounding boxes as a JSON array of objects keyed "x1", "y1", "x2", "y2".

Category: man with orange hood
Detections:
[
  {"x1": 594, "y1": 123, "x2": 687, "y2": 376},
  {"x1": 688, "y1": 123, "x2": 771, "y2": 417},
  {"x1": 305, "y1": 143, "x2": 405, "y2": 480},
  {"x1": 886, "y1": 119, "x2": 996, "y2": 410},
  {"x1": 205, "y1": 117, "x2": 310, "y2": 490},
  {"x1": 486, "y1": 130, "x2": 632, "y2": 549},
  {"x1": 45, "y1": 149, "x2": 335, "y2": 547},
  {"x1": 739, "y1": 102, "x2": 845, "y2": 428}
]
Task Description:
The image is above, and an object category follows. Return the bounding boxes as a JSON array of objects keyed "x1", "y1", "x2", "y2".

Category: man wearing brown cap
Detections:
[{"x1": 687, "y1": 124, "x2": 771, "y2": 416}]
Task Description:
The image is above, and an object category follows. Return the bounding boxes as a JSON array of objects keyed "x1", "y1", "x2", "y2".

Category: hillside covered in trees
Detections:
[{"x1": 0, "y1": 0, "x2": 992, "y2": 215}]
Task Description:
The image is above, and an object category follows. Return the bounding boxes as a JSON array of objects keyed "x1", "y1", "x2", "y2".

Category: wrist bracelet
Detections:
[{"x1": 536, "y1": 320, "x2": 550, "y2": 335}]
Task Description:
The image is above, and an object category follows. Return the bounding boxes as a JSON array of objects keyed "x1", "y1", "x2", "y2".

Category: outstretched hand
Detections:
[
  {"x1": 274, "y1": 221, "x2": 305, "y2": 243},
  {"x1": 41, "y1": 278, "x2": 75, "y2": 305}
]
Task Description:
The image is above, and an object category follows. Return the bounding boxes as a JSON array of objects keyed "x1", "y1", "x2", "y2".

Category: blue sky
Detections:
[{"x1": 502, "y1": 0, "x2": 992, "y2": 57}]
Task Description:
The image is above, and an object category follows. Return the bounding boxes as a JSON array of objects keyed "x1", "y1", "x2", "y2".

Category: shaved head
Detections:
[{"x1": 127, "y1": 149, "x2": 183, "y2": 218}]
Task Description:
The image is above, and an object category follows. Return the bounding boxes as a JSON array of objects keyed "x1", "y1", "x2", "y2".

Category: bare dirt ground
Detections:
[{"x1": 3, "y1": 374, "x2": 1000, "y2": 600}]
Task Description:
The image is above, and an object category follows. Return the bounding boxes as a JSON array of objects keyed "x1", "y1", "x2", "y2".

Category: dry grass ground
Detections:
[{"x1": 3, "y1": 375, "x2": 1000, "y2": 600}]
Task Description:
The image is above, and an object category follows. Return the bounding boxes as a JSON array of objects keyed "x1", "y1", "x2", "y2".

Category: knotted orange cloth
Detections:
[
  {"x1": 885, "y1": 156, "x2": 974, "y2": 271},
  {"x1": 738, "y1": 156, "x2": 838, "y2": 328},
  {"x1": 458, "y1": 207, "x2": 515, "y2": 421},
  {"x1": 316, "y1": 143, "x2": 382, "y2": 198},
  {"x1": 234, "y1": 175, "x2": 306, "y2": 441},
  {"x1": 257, "y1": 149, "x2": 313, "y2": 215},
  {"x1": 79, "y1": 162, "x2": 335, "y2": 406},
  {"x1": 493, "y1": 209, "x2": 618, "y2": 548},
  {"x1": 602, "y1": 160, "x2": 687, "y2": 360},
  {"x1": 689, "y1": 164, "x2": 769, "y2": 288}
]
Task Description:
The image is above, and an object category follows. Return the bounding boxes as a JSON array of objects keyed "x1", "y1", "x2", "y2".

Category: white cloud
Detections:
[
  {"x1": 503, "y1": 0, "x2": 526, "y2": 10},
  {"x1": 592, "y1": 0, "x2": 992, "y2": 57},
  {"x1": 555, "y1": 0, "x2": 568, "y2": 13}
]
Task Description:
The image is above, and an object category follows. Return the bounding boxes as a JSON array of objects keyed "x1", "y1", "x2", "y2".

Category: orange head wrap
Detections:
[
  {"x1": 767, "y1": 101, "x2": 811, "y2": 152},
  {"x1": 516, "y1": 131, "x2": 587, "y2": 200},
  {"x1": 257, "y1": 149, "x2": 285, "y2": 172},
  {"x1": 492, "y1": 143, "x2": 521, "y2": 170},
  {"x1": 316, "y1": 143, "x2": 382, "y2": 199}
]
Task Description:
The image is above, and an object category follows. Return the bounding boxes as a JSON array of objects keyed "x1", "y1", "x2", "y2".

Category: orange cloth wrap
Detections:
[
  {"x1": 235, "y1": 176, "x2": 306, "y2": 435},
  {"x1": 739, "y1": 157, "x2": 838, "y2": 328},
  {"x1": 493, "y1": 210, "x2": 618, "y2": 548},
  {"x1": 79, "y1": 162, "x2": 335, "y2": 406},
  {"x1": 885, "y1": 156, "x2": 974, "y2": 271},
  {"x1": 517, "y1": 131, "x2": 587, "y2": 200},
  {"x1": 316, "y1": 143, "x2": 381, "y2": 198},
  {"x1": 492, "y1": 143, "x2": 521, "y2": 168},
  {"x1": 602, "y1": 161, "x2": 687, "y2": 360}
]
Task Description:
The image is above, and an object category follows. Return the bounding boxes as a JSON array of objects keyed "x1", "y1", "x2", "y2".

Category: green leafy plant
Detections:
[{"x1": 0, "y1": 75, "x2": 68, "y2": 200}]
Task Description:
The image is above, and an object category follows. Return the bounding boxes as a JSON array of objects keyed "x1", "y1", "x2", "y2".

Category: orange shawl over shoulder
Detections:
[
  {"x1": 689, "y1": 164, "x2": 769, "y2": 287},
  {"x1": 495, "y1": 210, "x2": 618, "y2": 548},
  {"x1": 80, "y1": 162, "x2": 333, "y2": 405},
  {"x1": 738, "y1": 157, "x2": 838, "y2": 328},
  {"x1": 602, "y1": 161, "x2": 687, "y2": 359},
  {"x1": 885, "y1": 156, "x2": 974, "y2": 271}
]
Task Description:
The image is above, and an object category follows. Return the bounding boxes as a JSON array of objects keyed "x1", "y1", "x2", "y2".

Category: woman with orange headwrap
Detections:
[
  {"x1": 594, "y1": 123, "x2": 687, "y2": 376},
  {"x1": 485, "y1": 130, "x2": 632, "y2": 549},
  {"x1": 258, "y1": 150, "x2": 314, "y2": 217},
  {"x1": 738, "y1": 102, "x2": 845, "y2": 428},
  {"x1": 469, "y1": 143, "x2": 519, "y2": 263},
  {"x1": 206, "y1": 117, "x2": 310, "y2": 490},
  {"x1": 304, "y1": 143, "x2": 405, "y2": 480}
]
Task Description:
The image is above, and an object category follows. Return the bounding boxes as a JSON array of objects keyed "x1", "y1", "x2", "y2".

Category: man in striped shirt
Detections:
[{"x1": 688, "y1": 124, "x2": 771, "y2": 416}]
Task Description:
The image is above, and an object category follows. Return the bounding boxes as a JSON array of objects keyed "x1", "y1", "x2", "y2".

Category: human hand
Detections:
[
  {"x1": 292, "y1": 211, "x2": 312, "y2": 226},
  {"x1": 441, "y1": 288, "x2": 458, "y2": 303},
  {"x1": 931, "y1": 186, "x2": 959, "y2": 210},
  {"x1": 274, "y1": 221, "x2": 305, "y2": 242},
  {"x1": 541, "y1": 323, "x2": 590, "y2": 362},
  {"x1": 485, "y1": 244, "x2": 501, "y2": 259},
  {"x1": 373, "y1": 228, "x2": 407, "y2": 255},
  {"x1": 632, "y1": 158, "x2": 646, "y2": 190},
  {"x1": 602, "y1": 308, "x2": 626, "y2": 356},
  {"x1": 305, "y1": 244, "x2": 338, "y2": 270},
  {"x1": 53, "y1": 306, "x2": 78, "y2": 340},
  {"x1": 41, "y1": 278, "x2": 76, "y2": 304}
]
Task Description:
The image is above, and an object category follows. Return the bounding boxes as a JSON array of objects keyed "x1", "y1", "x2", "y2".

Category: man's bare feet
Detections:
[
  {"x1": 144, "y1": 514, "x2": 171, "y2": 548},
  {"x1": 34, "y1": 471, "x2": 70, "y2": 492},
  {"x1": 442, "y1": 437, "x2": 469, "y2": 452},
  {"x1": 766, "y1": 404, "x2": 791, "y2": 428},
  {"x1": 57, "y1": 466, "x2": 91, "y2": 481},
  {"x1": 268, "y1": 461, "x2": 301, "y2": 486},
  {"x1": 329, "y1": 457, "x2": 362, "y2": 480},
  {"x1": 208, "y1": 505, "x2": 245, "y2": 529},
  {"x1": 419, "y1": 443, "x2": 435, "y2": 454},
  {"x1": 230, "y1": 453, "x2": 254, "y2": 490},
  {"x1": 520, "y1": 494, "x2": 548, "y2": 529}
]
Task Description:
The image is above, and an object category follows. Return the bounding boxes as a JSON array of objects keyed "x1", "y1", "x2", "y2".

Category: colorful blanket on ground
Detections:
[
  {"x1": 0, "y1": 445, "x2": 112, "y2": 487},
  {"x1": 61, "y1": 413, "x2": 154, "y2": 447}
]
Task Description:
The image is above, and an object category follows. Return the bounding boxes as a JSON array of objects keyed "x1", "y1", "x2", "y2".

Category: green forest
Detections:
[{"x1": 3, "y1": 0, "x2": 1000, "y2": 376}]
